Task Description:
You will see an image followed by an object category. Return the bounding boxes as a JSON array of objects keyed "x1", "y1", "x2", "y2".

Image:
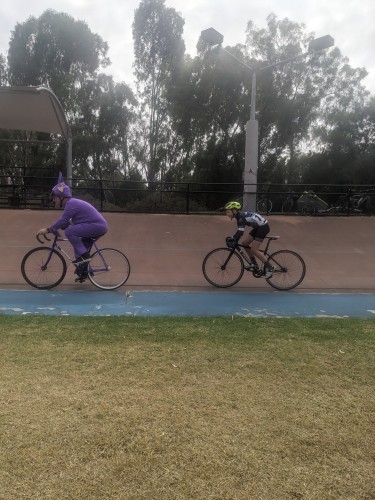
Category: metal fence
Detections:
[{"x1": 1, "y1": 174, "x2": 375, "y2": 216}]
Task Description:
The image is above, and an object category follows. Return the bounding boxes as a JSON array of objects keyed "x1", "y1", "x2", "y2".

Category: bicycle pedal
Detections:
[
  {"x1": 75, "y1": 274, "x2": 88, "y2": 283},
  {"x1": 252, "y1": 268, "x2": 263, "y2": 278}
]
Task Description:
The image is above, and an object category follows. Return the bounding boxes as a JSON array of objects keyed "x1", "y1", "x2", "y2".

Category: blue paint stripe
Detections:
[{"x1": 1, "y1": 290, "x2": 375, "y2": 317}]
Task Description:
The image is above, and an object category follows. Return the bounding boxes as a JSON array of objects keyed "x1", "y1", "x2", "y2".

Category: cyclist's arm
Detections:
[
  {"x1": 47, "y1": 212, "x2": 71, "y2": 233},
  {"x1": 232, "y1": 215, "x2": 246, "y2": 242}
]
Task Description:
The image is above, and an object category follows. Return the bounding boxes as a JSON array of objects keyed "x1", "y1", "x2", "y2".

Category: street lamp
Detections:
[{"x1": 200, "y1": 28, "x2": 334, "y2": 211}]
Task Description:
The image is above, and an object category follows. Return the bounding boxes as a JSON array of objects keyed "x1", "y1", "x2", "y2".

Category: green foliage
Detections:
[
  {"x1": 122, "y1": 190, "x2": 208, "y2": 213},
  {"x1": 1, "y1": 7, "x2": 375, "y2": 192},
  {"x1": 132, "y1": 0, "x2": 185, "y2": 183}
]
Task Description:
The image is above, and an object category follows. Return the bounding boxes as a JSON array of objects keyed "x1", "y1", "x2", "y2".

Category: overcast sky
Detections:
[{"x1": 1, "y1": 0, "x2": 374, "y2": 94}]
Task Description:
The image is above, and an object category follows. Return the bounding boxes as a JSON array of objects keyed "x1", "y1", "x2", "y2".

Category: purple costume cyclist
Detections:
[{"x1": 38, "y1": 173, "x2": 108, "y2": 261}]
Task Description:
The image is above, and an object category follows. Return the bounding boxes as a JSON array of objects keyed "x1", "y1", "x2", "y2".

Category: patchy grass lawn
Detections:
[{"x1": 0, "y1": 317, "x2": 374, "y2": 499}]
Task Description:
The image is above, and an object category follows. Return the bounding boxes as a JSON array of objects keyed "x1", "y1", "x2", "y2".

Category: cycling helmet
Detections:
[
  {"x1": 224, "y1": 201, "x2": 241, "y2": 210},
  {"x1": 51, "y1": 172, "x2": 72, "y2": 198}
]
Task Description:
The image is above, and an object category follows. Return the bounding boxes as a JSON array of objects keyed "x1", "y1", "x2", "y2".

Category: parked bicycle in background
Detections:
[{"x1": 256, "y1": 185, "x2": 273, "y2": 214}]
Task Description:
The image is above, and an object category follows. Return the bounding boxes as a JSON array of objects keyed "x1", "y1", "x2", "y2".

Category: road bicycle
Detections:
[
  {"x1": 21, "y1": 232, "x2": 131, "y2": 290},
  {"x1": 202, "y1": 236, "x2": 306, "y2": 290}
]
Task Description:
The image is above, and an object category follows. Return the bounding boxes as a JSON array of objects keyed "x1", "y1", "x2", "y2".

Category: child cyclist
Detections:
[
  {"x1": 37, "y1": 173, "x2": 108, "y2": 281},
  {"x1": 224, "y1": 201, "x2": 274, "y2": 277}
]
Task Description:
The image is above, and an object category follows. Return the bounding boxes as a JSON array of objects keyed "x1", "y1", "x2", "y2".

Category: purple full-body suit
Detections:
[{"x1": 48, "y1": 198, "x2": 108, "y2": 258}]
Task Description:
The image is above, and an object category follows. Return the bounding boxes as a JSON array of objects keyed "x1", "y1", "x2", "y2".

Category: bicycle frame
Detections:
[
  {"x1": 36, "y1": 234, "x2": 99, "y2": 266},
  {"x1": 223, "y1": 240, "x2": 274, "y2": 268},
  {"x1": 37, "y1": 233, "x2": 105, "y2": 272}
]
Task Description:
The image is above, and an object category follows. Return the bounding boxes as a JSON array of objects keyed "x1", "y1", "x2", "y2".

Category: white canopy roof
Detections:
[
  {"x1": 0, "y1": 85, "x2": 72, "y2": 180},
  {"x1": 0, "y1": 85, "x2": 71, "y2": 139}
]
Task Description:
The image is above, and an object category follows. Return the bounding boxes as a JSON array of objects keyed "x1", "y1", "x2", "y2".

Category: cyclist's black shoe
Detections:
[
  {"x1": 75, "y1": 273, "x2": 88, "y2": 283},
  {"x1": 263, "y1": 265, "x2": 274, "y2": 278},
  {"x1": 245, "y1": 264, "x2": 260, "y2": 272},
  {"x1": 74, "y1": 263, "x2": 89, "y2": 275},
  {"x1": 72, "y1": 252, "x2": 91, "y2": 265}
]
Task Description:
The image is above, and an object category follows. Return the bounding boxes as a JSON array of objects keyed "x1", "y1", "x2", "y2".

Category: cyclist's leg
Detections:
[
  {"x1": 241, "y1": 235, "x2": 258, "y2": 267},
  {"x1": 65, "y1": 223, "x2": 108, "y2": 259},
  {"x1": 66, "y1": 223, "x2": 107, "y2": 278},
  {"x1": 248, "y1": 225, "x2": 273, "y2": 274},
  {"x1": 247, "y1": 227, "x2": 269, "y2": 264}
]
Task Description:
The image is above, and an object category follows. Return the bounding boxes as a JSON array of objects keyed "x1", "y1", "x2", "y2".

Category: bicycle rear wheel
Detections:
[
  {"x1": 202, "y1": 248, "x2": 244, "y2": 288},
  {"x1": 266, "y1": 250, "x2": 306, "y2": 290},
  {"x1": 88, "y1": 248, "x2": 130, "y2": 290},
  {"x1": 21, "y1": 247, "x2": 67, "y2": 289}
]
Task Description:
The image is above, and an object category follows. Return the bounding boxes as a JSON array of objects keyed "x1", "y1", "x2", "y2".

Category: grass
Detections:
[{"x1": 0, "y1": 317, "x2": 374, "y2": 499}]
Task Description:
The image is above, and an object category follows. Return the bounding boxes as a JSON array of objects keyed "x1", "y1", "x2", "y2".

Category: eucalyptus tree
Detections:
[
  {"x1": 7, "y1": 9, "x2": 110, "y2": 108},
  {"x1": 132, "y1": 0, "x2": 185, "y2": 183},
  {"x1": 0, "y1": 54, "x2": 7, "y2": 85},
  {"x1": 244, "y1": 14, "x2": 370, "y2": 183},
  {"x1": 175, "y1": 14, "x2": 370, "y2": 188},
  {"x1": 5, "y1": 9, "x2": 137, "y2": 199},
  {"x1": 165, "y1": 39, "x2": 250, "y2": 192},
  {"x1": 301, "y1": 96, "x2": 375, "y2": 185},
  {"x1": 72, "y1": 75, "x2": 137, "y2": 200}
]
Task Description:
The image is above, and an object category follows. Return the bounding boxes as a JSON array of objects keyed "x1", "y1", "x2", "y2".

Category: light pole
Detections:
[{"x1": 200, "y1": 28, "x2": 334, "y2": 211}]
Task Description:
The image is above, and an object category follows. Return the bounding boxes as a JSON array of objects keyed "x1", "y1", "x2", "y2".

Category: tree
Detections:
[
  {"x1": 132, "y1": 0, "x2": 185, "y2": 183},
  {"x1": 302, "y1": 97, "x2": 375, "y2": 185},
  {"x1": 244, "y1": 14, "x2": 370, "y2": 183},
  {"x1": 5, "y1": 9, "x2": 137, "y2": 202},
  {"x1": 7, "y1": 9, "x2": 110, "y2": 107}
]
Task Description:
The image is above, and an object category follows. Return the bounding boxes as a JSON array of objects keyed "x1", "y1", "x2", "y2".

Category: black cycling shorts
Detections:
[{"x1": 250, "y1": 223, "x2": 270, "y2": 242}]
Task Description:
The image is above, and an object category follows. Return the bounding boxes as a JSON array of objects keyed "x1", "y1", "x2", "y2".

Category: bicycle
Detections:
[
  {"x1": 202, "y1": 236, "x2": 306, "y2": 290},
  {"x1": 256, "y1": 188, "x2": 272, "y2": 214},
  {"x1": 323, "y1": 189, "x2": 371, "y2": 215},
  {"x1": 21, "y1": 232, "x2": 131, "y2": 290},
  {"x1": 281, "y1": 190, "x2": 300, "y2": 214}
]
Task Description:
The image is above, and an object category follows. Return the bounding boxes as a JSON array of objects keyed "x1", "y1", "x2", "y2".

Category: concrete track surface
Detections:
[{"x1": 1, "y1": 209, "x2": 374, "y2": 293}]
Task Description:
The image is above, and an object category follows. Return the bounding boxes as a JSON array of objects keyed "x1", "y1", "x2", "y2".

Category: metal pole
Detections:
[
  {"x1": 66, "y1": 136, "x2": 72, "y2": 192},
  {"x1": 243, "y1": 72, "x2": 258, "y2": 211},
  {"x1": 200, "y1": 29, "x2": 333, "y2": 214}
]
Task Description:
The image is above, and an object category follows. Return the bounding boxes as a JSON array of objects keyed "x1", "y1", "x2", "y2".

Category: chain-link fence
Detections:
[{"x1": 1, "y1": 171, "x2": 375, "y2": 216}]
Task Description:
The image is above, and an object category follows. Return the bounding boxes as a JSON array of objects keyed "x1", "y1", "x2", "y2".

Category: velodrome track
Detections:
[{"x1": 1, "y1": 209, "x2": 375, "y2": 316}]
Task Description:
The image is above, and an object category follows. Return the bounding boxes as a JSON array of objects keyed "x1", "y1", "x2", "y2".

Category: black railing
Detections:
[{"x1": 1, "y1": 175, "x2": 375, "y2": 215}]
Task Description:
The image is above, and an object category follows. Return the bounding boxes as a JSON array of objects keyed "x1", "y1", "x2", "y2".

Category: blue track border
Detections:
[{"x1": 1, "y1": 289, "x2": 375, "y2": 317}]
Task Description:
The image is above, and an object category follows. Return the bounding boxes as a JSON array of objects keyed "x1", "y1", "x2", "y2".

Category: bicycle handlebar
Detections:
[
  {"x1": 36, "y1": 233, "x2": 51, "y2": 244},
  {"x1": 36, "y1": 230, "x2": 63, "y2": 244}
]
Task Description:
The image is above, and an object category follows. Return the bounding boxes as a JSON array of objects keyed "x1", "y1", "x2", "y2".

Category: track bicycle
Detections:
[
  {"x1": 202, "y1": 236, "x2": 306, "y2": 290},
  {"x1": 21, "y1": 232, "x2": 131, "y2": 290}
]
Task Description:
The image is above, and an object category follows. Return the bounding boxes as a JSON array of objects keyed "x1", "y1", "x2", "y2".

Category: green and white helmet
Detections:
[{"x1": 224, "y1": 201, "x2": 241, "y2": 210}]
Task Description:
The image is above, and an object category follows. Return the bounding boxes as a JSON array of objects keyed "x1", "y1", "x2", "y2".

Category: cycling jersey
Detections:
[{"x1": 233, "y1": 211, "x2": 268, "y2": 242}]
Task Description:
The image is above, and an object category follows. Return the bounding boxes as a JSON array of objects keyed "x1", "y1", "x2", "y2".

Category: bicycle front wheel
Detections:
[
  {"x1": 88, "y1": 248, "x2": 130, "y2": 290},
  {"x1": 266, "y1": 250, "x2": 306, "y2": 290},
  {"x1": 202, "y1": 248, "x2": 244, "y2": 288},
  {"x1": 21, "y1": 247, "x2": 67, "y2": 289}
]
